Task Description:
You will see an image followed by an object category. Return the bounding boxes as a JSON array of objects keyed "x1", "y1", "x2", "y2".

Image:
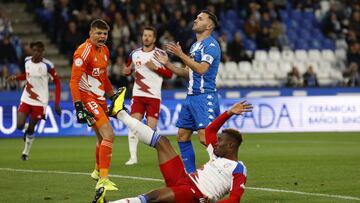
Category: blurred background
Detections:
[
  {"x1": 0, "y1": 0, "x2": 360, "y2": 137},
  {"x1": 0, "y1": 0, "x2": 359, "y2": 90}
]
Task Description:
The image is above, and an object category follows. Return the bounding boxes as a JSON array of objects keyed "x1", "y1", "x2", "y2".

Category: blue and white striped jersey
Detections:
[{"x1": 187, "y1": 36, "x2": 221, "y2": 95}]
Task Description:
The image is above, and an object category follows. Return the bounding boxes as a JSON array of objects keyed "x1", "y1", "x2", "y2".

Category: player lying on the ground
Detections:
[{"x1": 92, "y1": 88, "x2": 252, "y2": 203}]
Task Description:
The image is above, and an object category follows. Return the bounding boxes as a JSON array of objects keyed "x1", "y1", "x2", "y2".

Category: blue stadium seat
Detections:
[
  {"x1": 291, "y1": 10, "x2": 302, "y2": 21},
  {"x1": 295, "y1": 39, "x2": 309, "y2": 50},
  {"x1": 299, "y1": 29, "x2": 312, "y2": 41},
  {"x1": 309, "y1": 39, "x2": 322, "y2": 49},
  {"x1": 287, "y1": 29, "x2": 298, "y2": 42},
  {"x1": 322, "y1": 38, "x2": 336, "y2": 50},
  {"x1": 244, "y1": 39, "x2": 257, "y2": 51},
  {"x1": 279, "y1": 10, "x2": 289, "y2": 20},
  {"x1": 226, "y1": 10, "x2": 238, "y2": 20}
]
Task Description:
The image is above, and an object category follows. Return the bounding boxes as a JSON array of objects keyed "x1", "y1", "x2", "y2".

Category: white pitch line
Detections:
[{"x1": 1, "y1": 167, "x2": 360, "y2": 201}]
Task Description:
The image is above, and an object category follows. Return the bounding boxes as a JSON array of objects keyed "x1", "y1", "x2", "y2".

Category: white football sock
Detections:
[
  {"x1": 117, "y1": 111, "x2": 160, "y2": 147},
  {"x1": 22, "y1": 134, "x2": 35, "y2": 155},
  {"x1": 128, "y1": 129, "x2": 138, "y2": 160},
  {"x1": 110, "y1": 197, "x2": 142, "y2": 203}
]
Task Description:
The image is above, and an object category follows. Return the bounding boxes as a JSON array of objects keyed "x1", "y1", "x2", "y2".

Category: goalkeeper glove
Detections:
[{"x1": 74, "y1": 101, "x2": 96, "y2": 127}]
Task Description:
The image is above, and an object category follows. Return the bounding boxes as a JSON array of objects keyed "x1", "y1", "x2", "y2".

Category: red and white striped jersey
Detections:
[{"x1": 127, "y1": 47, "x2": 172, "y2": 100}]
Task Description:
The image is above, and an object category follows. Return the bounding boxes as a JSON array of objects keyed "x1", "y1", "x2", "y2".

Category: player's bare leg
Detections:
[
  {"x1": 16, "y1": 112, "x2": 27, "y2": 130},
  {"x1": 91, "y1": 128, "x2": 103, "y2": 181},
  {"x1": 21, "y1": 118, "x2": 38, "y2": 161}
]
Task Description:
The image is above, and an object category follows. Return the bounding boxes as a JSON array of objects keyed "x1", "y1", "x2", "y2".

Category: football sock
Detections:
[
  {"x1": 178, "y1": 141, "x2": 196, "y2": 173},
  {"x1": 110, "y1": 195, "x2": 147, "y2": 203},
  {"x1": 117, "y1": 111, "x2": 161, "y2": 147},
  {"x1": 22, "y1": 132, "x2": 35, "y2": 156},
  {"x1": 99, "y1": 139, "x2": 113, "y2": 178},
  {"x1": 128, "y1": 130, "x2": 138, "y2": 160},
  {"x1": 95, "y1": 143, "x2": 100, "y2": 170}
]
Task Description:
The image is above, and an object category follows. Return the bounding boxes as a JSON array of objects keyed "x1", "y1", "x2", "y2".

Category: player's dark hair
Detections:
[
  {"x1": 143, "y1": 25, "x2": 157, "y2": 38},
  {"x1": 91, "y1": 19, "x2": 110, "y2": 31},
  {"x1": 222, "y1": 128, "x2": 243, "y2": 147},
  {"x1": 30, "y1": 41, "x2": 45, "y2": 50},
  {"x1": 200, "y1": 10, "x2": 218, "y2": 28}
]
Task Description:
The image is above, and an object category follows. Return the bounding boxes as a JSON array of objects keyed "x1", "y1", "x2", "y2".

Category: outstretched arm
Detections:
[
  {"x1": 7, "y1": 73, "x2": 26, "y2": 81},
  {"x1": 205, "y1": 101, "x2": 253, "y2": 147},
  {"x1": 154, "y1": 50, "x2": 189, "y2": 78}
]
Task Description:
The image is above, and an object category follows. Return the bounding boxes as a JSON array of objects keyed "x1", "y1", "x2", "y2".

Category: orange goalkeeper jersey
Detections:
[{"x1": 69, "y1": 39, "x2": 113, "y2": 102}]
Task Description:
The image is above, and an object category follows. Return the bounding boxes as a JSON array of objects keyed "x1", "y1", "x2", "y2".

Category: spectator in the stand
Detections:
[
  {"x1": 322, "y1": 12, "x2": 343, "y2": 39},
  {"x1": 218, "y1": 32, "x2": 229, "y2": 62},
  {"x1": 0, "y1": 64, "x2": 18, "y2": 90},
  {"x1": 286, "y1": 66, "x2": 302, "y2": 87},
  {"x1": 168, "y1": 9, "x2": 183, "y2": 36},
  {"x1": 19, "y1": 42, "x2": 32, "y2": 73},
  {"x1": 73, "y1": 9, "x2": 91, "y2": 41},
  {"x1": 136, "y1": 2, "x2": 150, "y2": 25},
  {"x1": 244, "y1": 13, "x2": 261, "y2": 39},
  {"x1": 345, "y1": 29, "x2": 357, "y2": 45},
  {"x1": 303, "y1": 66, "x2": 319, "y2": 87},
  {"x1": 109, "y1": 56, "x2": 130, "y2": 93},
  {"x1": 0, "y1": 10, "x2": 13, "y2": 37},
  {"x1": 111, "y1": 12, "x2": 130, "y2": 49},
  {"x1": 260, "y1": 12, "x2": 272, "y2": 29},
  {"x1": 175, "y1": 18, "x2": 192, "y2": 52},
  {"x1": 266, "y1": 1, "x2": 279, "y2": 21},
  {"x1": 227, "y1": 32, "x2": 252, "y2": 63},
  {"x1": 349, "y1": 11, "x2": 360, "y2": 35},
  {"x1": 270, "y1": 20, "x2": 288, "y2": 48},
  {"x1": 0, "y1": 35, "x2": 18, "y2": 64},
  {"x1": 343, "y1": 62, "x2": 360, "y2": 87},
  {"x1": 256, "y1": 27, "x2": 272, "y2": 50},
  {"x1": 127, "y1": 13, "x2": 139, "y2": 42},
  {"x1": 52, "y1": 0, "x2": 72, "y2": 44},
  {"x1": 347, "y1": 43, "x2": 360, "y2": 67},
  {"x1": 61, "y1": 21, "x2": 82, "y2": 58}
]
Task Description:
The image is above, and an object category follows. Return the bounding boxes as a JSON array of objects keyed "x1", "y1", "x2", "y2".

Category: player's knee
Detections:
[
  {"x1": 176, "y1": 134, "x2": 190, "y2": 142},
  {"x1": 157, "y1": 136, "x2": 170, "y2": 148},
  {"x1": 146, "y1": 191, "x2": 164, "y2": 202}
]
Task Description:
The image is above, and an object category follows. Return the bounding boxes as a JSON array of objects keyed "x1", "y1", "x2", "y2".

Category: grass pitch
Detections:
[{"x1": 1, "y1": 132, "x2": 359, "y2": 203}]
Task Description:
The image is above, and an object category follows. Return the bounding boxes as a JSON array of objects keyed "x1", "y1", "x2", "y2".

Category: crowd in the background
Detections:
[{"x1": 1, "y1": 0, "x2": 360, "y2": 91}]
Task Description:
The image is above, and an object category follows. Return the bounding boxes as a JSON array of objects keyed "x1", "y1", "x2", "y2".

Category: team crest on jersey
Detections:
[
  {"x1": 74, "y1": 58, "x2": 83, "y2": 67},
  {"x1": 135, "y1": 60, "x2": 141, "y2": 66},
  {"x1": 92, "y1": 68, "x2": 100, "y2": 76}
]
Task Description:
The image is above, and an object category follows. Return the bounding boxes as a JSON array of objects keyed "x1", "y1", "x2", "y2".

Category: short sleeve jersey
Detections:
[{"x1": 20, "y1": 56, "x2": 54, "y2": 107}]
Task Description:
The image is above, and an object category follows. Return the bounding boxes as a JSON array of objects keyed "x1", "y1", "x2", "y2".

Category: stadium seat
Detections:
[
  {"x1": 335, "y1": 49, "x2": 346, "y2": 61},
  {"x1": 268, "y1": 49, "x2": 281, "y2": 61},
  {"x1": 292, "y1": 61, "x2": 306, "y2": 73},
  {"x1": 254, "y1": 50, "x2": 268, "y2": 61},
  {"x1": 295, "y1": 50, "x2": 308, "y2": 61},
  {"x1": 244, "y1": 39, "x2": 256, "y2": 51},
  {"x1": 322, "y1": 50, "x2": 336, "y2": 62},
  {"x1": 308, "y1": 49, "x2": 322, "y2": 61},
  {"x1": 335, "y1": 39, "x2": 348, "y2": 50},
  {"x1": 320, "y1": 0, "x2": 330, "y2": 14},
  {"x1": 238, "y1": 61, "x2": 252, "y2": 73},
  {"x1": 252, "y1": 60, "x2": 266, "y2": 72},
  {"x1": 278, "y1": 61, "x2": 292, "y2": 73},
  {"x1": 224, "y1": 61, "x2": 238, "y2": 70},
  {"x1": 295, "y1": 39, "x2": 309, "y2": 50},
  {"x1": 282, "y1": 50, "x2": 295, "y2": 61},
  {"x1": 265, "y1": 61, "x2": 279, "y2": 72},
  {"x1": 322, "y1": 38, "x2": 336, "y2": 50}
]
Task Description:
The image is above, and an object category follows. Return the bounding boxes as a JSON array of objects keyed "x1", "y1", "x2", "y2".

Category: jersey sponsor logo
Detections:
[
  {"x1": 92, "y1": 68, "x2": 100, "y2": 76},
  {"x1": 209, "y1": 43, "x2": 216, "y2": 47},
  {"x1": 135, "y1": 60, "x2": 141, "y2": 66},
  {"x1": 74, "y1": 58, "x2": 83, "y2": 67}
]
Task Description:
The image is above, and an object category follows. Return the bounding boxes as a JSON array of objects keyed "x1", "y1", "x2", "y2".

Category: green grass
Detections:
[{"x1": 1, "y1": 132, "x2": 360, "y2": 203}]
